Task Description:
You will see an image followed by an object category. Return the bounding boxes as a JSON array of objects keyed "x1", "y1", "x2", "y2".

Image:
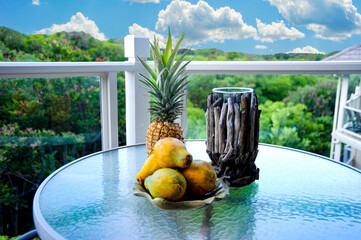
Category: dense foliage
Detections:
[
  {"x1": 284, "y1": 80, "x2": 337, "y2": 117},
  {"x1": 0, "y1": 123, "x2": 85, "y2": 235},
  {"x1": 0, "y1": 26, "x2": 343, "y2": 237},
  {"x1": 0, "y1": 27, "x2": 127, "y2": 236},
  {"x1": 186, "y1": 74, "x2": 338, "y2": 157},
  {"x1": 0, "y1": 75, "x2": 127, "y2": 235}
]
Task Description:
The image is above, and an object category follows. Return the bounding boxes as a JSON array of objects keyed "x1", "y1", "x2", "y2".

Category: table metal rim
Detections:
[{"x1": 259, "y1": 142, "x2": 361, "y2": 174}]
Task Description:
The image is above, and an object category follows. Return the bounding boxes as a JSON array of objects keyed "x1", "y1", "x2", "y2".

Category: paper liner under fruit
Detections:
[{"x1": 133, "y1": 178, "x2": 229, "y2": 210}]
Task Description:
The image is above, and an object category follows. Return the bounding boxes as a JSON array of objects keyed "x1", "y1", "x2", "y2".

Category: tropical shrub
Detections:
[
  {"x1": 0, "y1": 123, "x2": 85, "y2": 235},
  {"x1": 284, "y1": 79, "x2": 337, "y2": 117},
  {"x1": 259, "y1": 101, "x2": 332, "y2": 156}
]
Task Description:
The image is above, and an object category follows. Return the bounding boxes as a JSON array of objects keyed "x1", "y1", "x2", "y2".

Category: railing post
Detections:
[
  {"x1": 124, "y1": 35, "x2": 150, "y2": 145},
  {"x1": 330, "y1": 75, "x2": 342, "y2": 159},
  {"x1": 331, "y1": 74, "x2": 350, "y2": 161},
  {"x1": 100, "y1": 71, "x2": 119, "y2": 150},
  {"x1": 175, "y1": 89, "x2": 187, "y2": 137}
]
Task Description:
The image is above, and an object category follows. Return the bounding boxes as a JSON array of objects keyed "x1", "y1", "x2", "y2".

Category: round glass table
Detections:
[{"x1": 33, "y1": 140, "x2": 361, "y2": 240}]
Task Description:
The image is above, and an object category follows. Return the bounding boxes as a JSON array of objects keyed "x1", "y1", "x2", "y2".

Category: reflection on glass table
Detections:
[{"x1": 33, "y1": 140, "x2": 361, "y2": 240}]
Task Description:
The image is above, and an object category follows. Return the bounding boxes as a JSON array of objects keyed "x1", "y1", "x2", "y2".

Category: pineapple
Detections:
[{"x1": 138, "y1": 30, "x2": 192, "y2": 155}]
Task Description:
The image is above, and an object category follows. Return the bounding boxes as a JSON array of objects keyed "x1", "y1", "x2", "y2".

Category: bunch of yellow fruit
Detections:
[{"x1": 136, "y1": 137, "x2": 217, "y2": 202}]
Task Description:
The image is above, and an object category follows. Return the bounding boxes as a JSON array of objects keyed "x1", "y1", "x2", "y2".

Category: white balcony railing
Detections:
[{"x1": 1, "y1": 35, "x2": 361, "y2": 160}]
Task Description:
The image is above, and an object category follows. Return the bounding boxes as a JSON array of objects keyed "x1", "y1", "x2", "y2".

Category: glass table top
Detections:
[{"x1": 33, "y1": 140, "x2": 361, "y2": 240}]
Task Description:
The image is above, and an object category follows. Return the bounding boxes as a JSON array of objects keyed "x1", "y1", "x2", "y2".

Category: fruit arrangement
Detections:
[
  {"x1": 136, "y1": 137, "x2": 218, "y2": 202},
  {"x1": 135, "y1": 32, "x2": 227, "y2": 207}
]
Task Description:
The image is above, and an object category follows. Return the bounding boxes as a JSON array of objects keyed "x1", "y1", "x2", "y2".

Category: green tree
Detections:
[
  {"x1": 0, "y1": 27, "x2": 25, "y2": 51},
  {"x1": 226, "y1": 52, "x2": 240, "y2": 60},
  {"x1": 259, "y1": 101, "x2": 332, "y2": 155}
]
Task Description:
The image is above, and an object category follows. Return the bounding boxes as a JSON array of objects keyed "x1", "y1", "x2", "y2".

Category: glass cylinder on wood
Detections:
[{"x1": 206, "y1": 87, "x2": 260, "y2": 187}]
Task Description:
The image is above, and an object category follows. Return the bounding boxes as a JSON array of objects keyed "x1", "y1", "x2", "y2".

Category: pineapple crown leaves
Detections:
[{"x1": 137, "y1": 30, "x2": 193, "y2": 122}]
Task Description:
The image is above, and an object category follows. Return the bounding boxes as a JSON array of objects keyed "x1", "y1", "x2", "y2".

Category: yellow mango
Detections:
[
  {"x1": 153, "y1": 137, "x2": 193, "y2": 169},
  {"x1": 180, "y1": 160, "x2": 217, "y2": 196},
  {"x1": 136, "y1": 154, "x2": 161, "y2": 185},
  {"x1": 145, "y1": 168, "x2": 187, "y2": 202}
]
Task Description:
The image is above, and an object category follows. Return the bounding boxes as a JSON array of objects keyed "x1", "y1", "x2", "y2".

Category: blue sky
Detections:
[{"x1": 1, "y1": 0, "x2": 361, "y2": 54}]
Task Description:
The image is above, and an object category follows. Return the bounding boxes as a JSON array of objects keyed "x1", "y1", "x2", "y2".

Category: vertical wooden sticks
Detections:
[{"x1": 206, "y1": 91, "x2": 261, "y2": 187}]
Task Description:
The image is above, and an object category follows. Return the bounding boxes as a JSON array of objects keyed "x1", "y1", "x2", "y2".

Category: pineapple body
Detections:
[
  {"x1": 146, "y1": 120, "x2": 184, "y2": 155},
  {"x1": 138, "y1": 30, "x2": 191, "y2": 156}
]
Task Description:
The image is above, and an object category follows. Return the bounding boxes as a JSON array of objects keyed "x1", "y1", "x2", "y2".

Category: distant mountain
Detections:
[
  {"x1": 108, "y1": 38, "x2": 124, "y2": 46},
  {"x1": 0, "y1": 26, "x2": 335, "y2": 62},
  {"x1": 186, "y1": 47, "x2": 333, "y2": 61}
]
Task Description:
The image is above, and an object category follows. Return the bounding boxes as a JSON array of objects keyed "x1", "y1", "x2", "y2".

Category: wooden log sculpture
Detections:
[{"x1": 206, "y1": 91, "x2": 261, "y2": 187}]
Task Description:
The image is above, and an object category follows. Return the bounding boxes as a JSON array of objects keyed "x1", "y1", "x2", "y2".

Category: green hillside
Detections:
[
  {"x1": 0, "y1": 26, "x2": 126, "y2": 62},
  {"x1": 0, "y1": 26, "x2": 335, "y2": 62}
]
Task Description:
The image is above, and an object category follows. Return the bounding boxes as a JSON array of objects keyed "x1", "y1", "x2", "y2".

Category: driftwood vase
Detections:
[{"x1": 206, "y1": 87, "x2": 260, "y2": 187}]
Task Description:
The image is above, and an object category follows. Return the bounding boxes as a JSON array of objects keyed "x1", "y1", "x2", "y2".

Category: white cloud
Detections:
[
  {"x1": 129, "y1": 23, "x2": 167, "y2": 48},
  {"x1": 306, "y1": 23, "x2": 357, "y2": 41},
  {"x1": 287, "y1": 46, "x2": 325, "y2": 54},
  {"x1": 127, "y1": 0, "x2": 160, "y2": 3},
  {"x1": 154, "y1": 0, "x2": 257, "y2": 46},
  {"x1": 35, "y1": 12, "x2": 107, "y2": 41},
  {"x1": 32, "y1": 0, "x2": 40, "y2": 5},
  {"x1": 256, "y1": 18, "x2": 304, "y2": 42},
  {"x1": 266, "y1": 0, "x2": 361, "y2": 41},
  {"x1": 255, "y1": 45, "x2": 267, "y2": 49}
]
